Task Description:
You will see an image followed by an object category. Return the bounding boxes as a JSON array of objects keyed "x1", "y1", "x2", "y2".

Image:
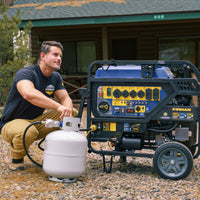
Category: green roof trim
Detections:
[{"x1": 19, "y1": 11, "x2": 200, "y2": 28}]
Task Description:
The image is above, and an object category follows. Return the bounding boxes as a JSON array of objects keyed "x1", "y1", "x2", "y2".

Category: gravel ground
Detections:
[{"x1": 0, "y1": 109, "x2": 200, "y2": 199}]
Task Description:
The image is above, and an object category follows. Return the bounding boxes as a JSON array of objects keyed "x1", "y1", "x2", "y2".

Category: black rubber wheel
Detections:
[{"x1": 153, "y1": 142, "x2": 193, "y2": 180}]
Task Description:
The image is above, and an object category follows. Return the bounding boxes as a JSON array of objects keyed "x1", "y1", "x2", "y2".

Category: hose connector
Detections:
[
  {"x1": 44, "y1": 119, "x2": 60, "y2": 128},
  {"x1": 90, "y1": 124, "x2": 97, "y2": 131}
]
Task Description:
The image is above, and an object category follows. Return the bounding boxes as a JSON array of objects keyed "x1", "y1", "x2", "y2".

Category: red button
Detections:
[{"x1": 99, "y1": 92, "x2": 103, "y2": 97}]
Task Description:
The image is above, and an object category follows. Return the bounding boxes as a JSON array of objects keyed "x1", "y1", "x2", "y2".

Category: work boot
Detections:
[
  {"x1": 9, "y1": 161, "x2": 25, "y2": 171},
  {"x1": 8, "y1": 151, "x2": 25, "y2": 171}
]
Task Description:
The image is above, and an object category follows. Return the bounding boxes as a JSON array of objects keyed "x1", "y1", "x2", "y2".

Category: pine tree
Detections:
[{"x1": 0, "y1": 1, "x2": 33, "y2": 105}]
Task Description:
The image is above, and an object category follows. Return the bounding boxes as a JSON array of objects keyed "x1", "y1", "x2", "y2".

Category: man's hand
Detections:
[
  {"x1": 57, "y1": 105, "x2": 73, "y2": 119},
  {"x1": 54, "y1": 89, "x2": 73, "y2": 120}
]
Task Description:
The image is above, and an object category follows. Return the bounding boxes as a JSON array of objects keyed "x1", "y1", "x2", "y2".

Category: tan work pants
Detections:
[{"x1": 1, "y1": 108, "x2": 78, "y2": 159}]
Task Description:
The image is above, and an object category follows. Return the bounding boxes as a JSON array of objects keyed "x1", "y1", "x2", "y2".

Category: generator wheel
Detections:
[{"x1": 153, "y1": 142, "x2": 193, "y2": 180}]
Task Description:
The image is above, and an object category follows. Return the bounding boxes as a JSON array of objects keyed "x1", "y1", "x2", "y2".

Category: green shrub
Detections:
[{"x1": 0, "y1": 2, "x2": 34, "y2": 105}]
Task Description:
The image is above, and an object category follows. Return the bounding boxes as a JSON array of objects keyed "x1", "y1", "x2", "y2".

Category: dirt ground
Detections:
[{"x1": 0, "y1": 108, "x2": 200, "y2": 199}]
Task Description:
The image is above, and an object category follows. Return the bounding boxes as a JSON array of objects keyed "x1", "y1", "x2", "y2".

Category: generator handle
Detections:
[
  {"x1": 87, "y1": 60, "x2": 116, "y2": 79},
  {"x1": 78, "y1": 88, "x2": 89, "y2": 118},
  {"x1": 193, "y1": 121, "x2": 200, "y2": 159},
  {"x1": 88, "y1": 60, "x2": 200, "y2": 81}
]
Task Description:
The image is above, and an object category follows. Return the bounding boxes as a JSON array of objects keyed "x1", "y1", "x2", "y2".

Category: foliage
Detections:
[{"x1": 0, "y1": 2, "x2": 34, "y2": 105}]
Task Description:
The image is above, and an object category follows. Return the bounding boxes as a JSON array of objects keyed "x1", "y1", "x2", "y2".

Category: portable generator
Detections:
[{"x1": 78, "y1": 60, "x2": 200, "y2": 180}]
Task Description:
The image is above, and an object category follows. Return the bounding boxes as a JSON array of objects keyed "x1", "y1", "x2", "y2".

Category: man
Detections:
[{"x1": 0, "y1": 41, "x2": 78, "y2": 171}]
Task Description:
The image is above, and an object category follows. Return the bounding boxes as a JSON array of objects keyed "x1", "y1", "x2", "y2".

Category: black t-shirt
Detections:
[{"x1": 0, "y1": 64, "x2": 65, "y2": 131}]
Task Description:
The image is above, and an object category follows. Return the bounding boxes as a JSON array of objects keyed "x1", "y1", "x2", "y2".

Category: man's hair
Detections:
[
  {"x1": 40, "y1": 41, "x2": 63, "y2": 54},
  {"x1": 38, "y1": 41, "x2": 63, "y2": 64}
]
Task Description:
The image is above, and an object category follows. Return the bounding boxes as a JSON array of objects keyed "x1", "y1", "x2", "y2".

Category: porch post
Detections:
[{"x1": 102, "y1": 26, "x2": 108, "y2": 60}]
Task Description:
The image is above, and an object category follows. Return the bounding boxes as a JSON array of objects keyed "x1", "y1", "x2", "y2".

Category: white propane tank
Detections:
[{"x1": 43, "y1": 117, "x2": 87, "y2": 182}]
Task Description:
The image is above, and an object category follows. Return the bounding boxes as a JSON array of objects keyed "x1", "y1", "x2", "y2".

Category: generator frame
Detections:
[{"x1": 78, "y1": 60, "x2": 200, "y2": 180}]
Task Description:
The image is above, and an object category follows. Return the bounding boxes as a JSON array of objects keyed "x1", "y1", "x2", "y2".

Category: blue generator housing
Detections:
[{"x1": 95, "y1": 65, "x2": 174, "y2": 79}]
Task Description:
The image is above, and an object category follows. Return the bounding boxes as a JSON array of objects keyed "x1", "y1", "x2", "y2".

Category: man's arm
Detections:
[
  {"x1": 54, "y1": 89, "x2": 73, "y2": 118},
  {"x1": 17, "y1": 80, "x2": 72, "y2": 119}
]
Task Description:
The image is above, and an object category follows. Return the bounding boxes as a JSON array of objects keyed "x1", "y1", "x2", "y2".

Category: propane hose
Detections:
[
  {"x1": 23, "y1": 121, "x2": 44, "y2": 168},
  {"x1": 147, "y1": 122, "x2": 177, "y2": 133},
  {"x1": 23, "y1": 119, "x2": 61, "y2": 167},
  {"x1": 79, "y1": 125, "x2": 97, "y2": 137},
  {"x1": 108, "y1": 141, "x2": 114, "y2": 151},
  {"x1": 85, "y1": 125, "x2": 97, "y2": 137}
]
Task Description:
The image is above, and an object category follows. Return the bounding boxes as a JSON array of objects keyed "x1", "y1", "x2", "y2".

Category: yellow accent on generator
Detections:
[
  {"x1": 103, "y1": 122, "x2": 116, "y2": 131},
  {"x1": 102, "y1": 86, "x2": 161, "y2": 102}
]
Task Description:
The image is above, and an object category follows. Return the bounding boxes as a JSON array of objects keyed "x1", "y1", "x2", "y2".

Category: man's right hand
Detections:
[{"x1": 57, "y1": 105, "x2": 73, "y2": 119}]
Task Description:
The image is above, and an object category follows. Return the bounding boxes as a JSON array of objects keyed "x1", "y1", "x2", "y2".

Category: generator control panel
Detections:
[{"x1": 96, "y1": 85, "x2": 166, "y2": 117}]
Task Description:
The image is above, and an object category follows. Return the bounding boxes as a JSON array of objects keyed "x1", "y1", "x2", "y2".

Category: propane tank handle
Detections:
[{"x1": 62, "y1": 117, "x2": 80, "y2": 132}]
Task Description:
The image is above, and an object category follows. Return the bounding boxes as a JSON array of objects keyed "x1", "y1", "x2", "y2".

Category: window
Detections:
[
  {"x1": 159, "y1": 37, "x2": 200, "y2": 68},
  {"x1": 62, "y1": 41, "x2": 96, "y2": 74},
  {"x1": 112, "y1": 38, "x2": 137, "y2": 60}
]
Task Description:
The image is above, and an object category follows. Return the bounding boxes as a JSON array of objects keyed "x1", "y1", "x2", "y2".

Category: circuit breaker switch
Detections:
[
  {"x1": 107, "y1": 87, "x2": 111, "y2": 96},
  {"x1": 126, "y1": 107, "x2": 135, "y2": 113}
]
